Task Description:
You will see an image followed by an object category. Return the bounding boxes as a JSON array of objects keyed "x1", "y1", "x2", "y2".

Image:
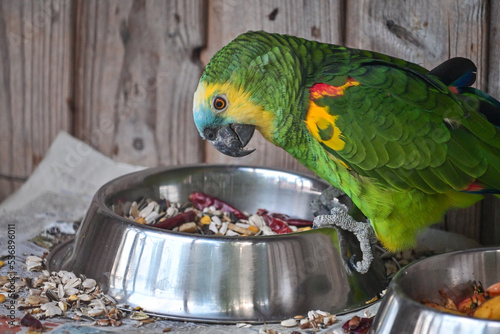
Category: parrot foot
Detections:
[
  {"x1": 310, "y1": 186, "x2": 345, "y2": 215},
  {"x1": 313, "y1": 201, "x2": 375, "y2": 274}
]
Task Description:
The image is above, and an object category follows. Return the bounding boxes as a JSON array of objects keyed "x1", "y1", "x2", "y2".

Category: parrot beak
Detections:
[{"x1": 203, "y1": 123, "x2": 256, "y2": 157}]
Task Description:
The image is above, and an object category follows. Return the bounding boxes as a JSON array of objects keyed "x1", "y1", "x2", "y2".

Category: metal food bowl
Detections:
[
  {"x1": 372, "y1": 247, "x2": 500, "y2": 334},
  {"x1": 47, "y1": 165, "x2": 387, "y2": 323}
]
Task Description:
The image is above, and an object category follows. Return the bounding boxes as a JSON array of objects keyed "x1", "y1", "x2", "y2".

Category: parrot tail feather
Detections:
[
  {"x1": 462, "y1": 181, "x2": 500, "y2": 194},
  {"x1": 459, "y1": 87, "x2": 500, "y2": 128},
  {"x1": 428, "y1": 57, "x2": 477, "y2": 87},
  {"x1": 428, "y1": 57, "x2": 500, "y2": 128}
]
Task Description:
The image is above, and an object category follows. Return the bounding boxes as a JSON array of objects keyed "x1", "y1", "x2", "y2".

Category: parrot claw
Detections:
[
  {"x1": 313, "y1": 205, "x2": 375, "y2": 274},
  {"x1": 348, "y1": 253, "x2": 373, "y2": 274},
  {"x1": 348, "y1": 254, "x2": 360, "y2": 272},
  {"x1": 310, "y1": 186, "x2": 345, "y2": 216}
]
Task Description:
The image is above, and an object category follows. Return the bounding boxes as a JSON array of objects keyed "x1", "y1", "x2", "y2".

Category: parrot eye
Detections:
[{"x1": 212, "y1": 95, "x2": 228, "y2": 112}]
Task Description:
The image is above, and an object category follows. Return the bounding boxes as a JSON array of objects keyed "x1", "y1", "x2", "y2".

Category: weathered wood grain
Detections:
[
  {"x1": 201, "y1": 0, "x2": 343, "y2": 174},
  {"x1": 481, "y1": 0, "x2": 500, "y2": 245},
  {"x1": 346, "y1": 0, "x2": 488, "y2": 87},
  {"x1": 0, "y1": 0, "x2": 74, "y2": 202},
  {"x1": 73, "y1": 0, "x2": 205, "y2": 167},
  {"x1": 346, "y1": 0, "x2": 489, "y2": 240}
]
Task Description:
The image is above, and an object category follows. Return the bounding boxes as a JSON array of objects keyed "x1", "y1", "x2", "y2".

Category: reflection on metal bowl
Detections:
[
  {"x1": 47, "y1": 165, "x2": 388, "y2": 323},
  {"x1": 372, "y1": 247, "x2": 500, "y2": 333}
]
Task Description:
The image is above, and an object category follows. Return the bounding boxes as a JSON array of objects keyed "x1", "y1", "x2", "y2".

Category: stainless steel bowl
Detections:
[
  {"x1": 372, "y1": 247, "x2": 500, "y2": 334},
  {"x1": 47, "y1": 165, "x2": 388, "y2": 323}
]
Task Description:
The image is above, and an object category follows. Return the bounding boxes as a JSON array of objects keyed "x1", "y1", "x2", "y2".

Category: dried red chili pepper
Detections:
[
  {"x1": 268, "y1": 212, "x2": 313, "y2": 227},
  {"x1": 153, "y1": 210, "x2": 196, "y2": 230},
  {"x1": 189, "y1": 192, "x2": 247, "y2": 220},
  {"x1": 257, "y1": 209, "x2": 293, "y2": 234},
  {"x1": 269, "y1": 218, "x2": 293, "y2": 234},
  {"x1": 259, "y1": 210, "x2": 313, "y2": 227}
]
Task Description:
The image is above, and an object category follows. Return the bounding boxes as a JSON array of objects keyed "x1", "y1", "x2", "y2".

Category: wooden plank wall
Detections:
[
  {"x1": 0, "y1": 0, "x2": 499, "y2": 244},
  {"x1": 0, "y1": 0, "x2": 73, "y2": 201}
]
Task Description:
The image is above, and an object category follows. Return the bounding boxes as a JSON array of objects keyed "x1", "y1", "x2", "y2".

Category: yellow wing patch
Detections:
[{"x1": 305, "y1": 101, "x2": 345, "y2": 151}]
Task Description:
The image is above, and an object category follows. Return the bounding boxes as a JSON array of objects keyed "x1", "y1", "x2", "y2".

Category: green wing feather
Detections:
[{"x1": 309, "y1": 56, "x2": 500, "y2": 194}]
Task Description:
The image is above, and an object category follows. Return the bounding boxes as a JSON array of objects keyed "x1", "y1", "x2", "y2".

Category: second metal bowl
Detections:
[{"x1": 372, "y1": 247, "x2": 500, "y2": 333}]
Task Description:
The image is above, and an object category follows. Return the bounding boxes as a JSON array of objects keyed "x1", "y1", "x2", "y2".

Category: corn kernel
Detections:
[
  {"x1": 0, "y1": 294, "x2": 6, "y2": 303},
  {"x1": 0, "y1": 261, "x2": 4, "y2": 268},
  {"x1": 135, "y1": 217, "x2": 147, "y2": 225},
  {"x1": 200, "y1": 215, "x2": 211, "y2": 225},
  {"x1": 68, "y1": 294, "x2": 78, "y2": 302},
  {"x1": 247, "y1": 225, "x2": 259, "y2": 233}
]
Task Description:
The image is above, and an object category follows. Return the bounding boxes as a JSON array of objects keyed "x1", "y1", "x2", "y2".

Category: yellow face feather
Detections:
[{"x1": 194, "y1": 81, "x2": 275, "y2": 140}]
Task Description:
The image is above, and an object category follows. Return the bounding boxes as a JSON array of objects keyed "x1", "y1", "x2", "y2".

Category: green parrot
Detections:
[{"x1": 192, "y1": 31, "x2": 500, "y2": 254}]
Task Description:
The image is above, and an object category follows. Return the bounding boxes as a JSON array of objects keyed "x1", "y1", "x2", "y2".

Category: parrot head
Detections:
[
  {"x1": 193, "y1": 31, "x2": 302, "y2": 157},
  {"x1": 192, "y1": 81, "x2": 259, "y2": 157}
]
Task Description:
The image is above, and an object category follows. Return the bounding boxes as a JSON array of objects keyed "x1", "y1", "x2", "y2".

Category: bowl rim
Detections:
[
  {"x1": 388, "y1": 246, "x2": 500, "y2": 322},
  {"x1": 92, "y1": 163, "x2": 331, "y2": 241}
]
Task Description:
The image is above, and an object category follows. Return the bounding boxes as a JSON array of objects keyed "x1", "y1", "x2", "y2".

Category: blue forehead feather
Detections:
[{"x1": 193, "y1": 103, "x2": 236, "y2": 138}]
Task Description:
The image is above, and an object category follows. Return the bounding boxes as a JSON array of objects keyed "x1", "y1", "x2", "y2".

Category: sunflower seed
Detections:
[
  {"x1": 43, "y1": 302, "x2": 63, "y2": 317},
  {"x1": 26, "y1": 256, "x2": 44, "y2": 271},
  {"x1": 219, "y1": 222, "x2": 229, "y2": 235},
  {"x1": 58, "y1": 301, "x2": 68, "y2": 312},
  {"x1": 88, "y1": 308, "x2": 105, "y2": 317},
  {"x1": 280, "y1": 318, "x2": 298, "y2": 327},
  {"x1": 82, "y1": 278, "x2": 96, "y2": 290},
  {"x1": 209, "y1": 222, "x2": 219, "y2": 234},
  {"x1": 211, "y1": 215, "x2": 222, "y2": 226},
  {"x1": 130, "y1": 310, "x2": 149, "y2": 320},
  {"x1": 139, "y1": 201, "x2": 157, "y2": 218},
  {"x1": 79, "y1": 294, "x2": 92, "y2": 301}
]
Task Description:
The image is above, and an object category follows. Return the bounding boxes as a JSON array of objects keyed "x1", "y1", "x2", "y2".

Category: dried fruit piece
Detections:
[
  {"x1": 423, "y1": 301, "x2": 466, "y2": 316},
  {"x1": 487, "y1": 282, "x2": 500, "y2": 297},
  {"x1": 20, "y1": 313, "x2": 43, "y2": 332},
  {"x1": 439, "y1": 289, "x2": 458, "y2": 310},
  {"x1": 97, "y1": 319, "x2": 110, "y2": 326},
  {"x1": 342, "y1": 316, "x2": 374, "y2": 334},
  {"x1": 474, "y1": 295, "x2": 500, "y2": 320},
  {"x1": 457, "y1": 294, "x2": 486, "y2": 314}
]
